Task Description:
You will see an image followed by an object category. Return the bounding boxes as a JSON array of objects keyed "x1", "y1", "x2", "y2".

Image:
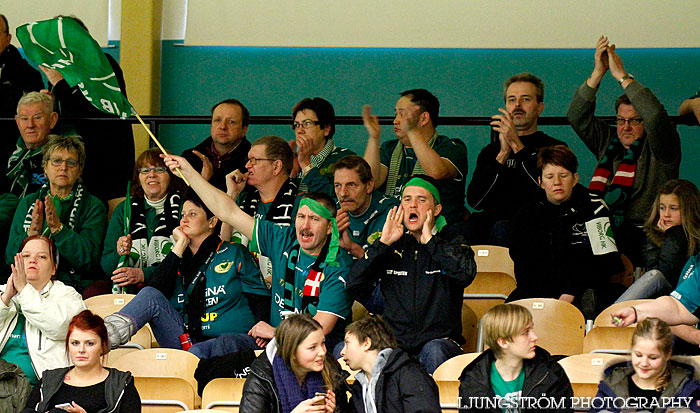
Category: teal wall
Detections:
[{"x1": 158, "y1": 41, "x2": 700, "y2": 201}]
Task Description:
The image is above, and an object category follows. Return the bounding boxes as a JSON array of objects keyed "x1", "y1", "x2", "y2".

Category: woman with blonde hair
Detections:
[
  {"x1": 240, "y1": 314, "x2": 349, "y2": 413},
  {"x1": 592, "y1": 317, "x2": 700, "y2": 412},
  {"x1": 617, "y1": 179, "x2": 700, "y2": 302}
]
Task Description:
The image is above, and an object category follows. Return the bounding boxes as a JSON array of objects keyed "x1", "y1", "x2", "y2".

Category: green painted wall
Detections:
[{"x1": 158, "y1": 42, "x2": 700, "y2": 203}]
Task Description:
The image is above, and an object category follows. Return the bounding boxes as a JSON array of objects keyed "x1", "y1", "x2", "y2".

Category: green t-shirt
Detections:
[
  {"x1": 347, "y1": 193, "x2": 398, "y2": 252},
  {"x1": 490, "y1": 361, "x2": 524, "y2": 413},
  {"x1": 251, "y1": 219, "x2": 353, "y2": 341},
  {"x1": 0, "y1": 313, "x2": 38, "y2": 386},
  {"x1": 169, "y1": 242, "x2": 269, "y2": 338}
]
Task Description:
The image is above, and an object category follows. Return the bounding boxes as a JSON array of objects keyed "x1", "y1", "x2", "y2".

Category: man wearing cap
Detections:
[
  {"x1": 162, "y1": 154, "x2": 353, "y2": 357},
  {"x1": 347, "y1": 174, "x2": 477, "y2": 373}
]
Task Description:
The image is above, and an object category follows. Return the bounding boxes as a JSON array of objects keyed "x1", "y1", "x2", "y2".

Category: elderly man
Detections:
[
  {"x1": 364, "y1": 90, "x2": 468, "y2": 226},
  {"x1": 293, "y1": 97, "x2": 354, "y2": 195},
  {"x1": 567, "y1": 36, "x2": 681, "y2": 266},
  {"x1": 332, "y1": 155, "x2": 398, "y2": 259},
  {"x1": 2, "y1": 92, "x2": 57, "y2": 198},
  {"x1": 163, "y1": 154, "x2": 353, "y2": 357},
  {"x1": 182, "y1": 98, "x2": 251, "y2": 191},
  {"x1": 347, "y1": 175, "x2": 476, "y2": 373},
  {"x1": 0, "y1": 14, "x2": 43, "y2": 161},
  {"x1": 467, "y1": 73, "x2": 565, "y2": 246},
  {"x1": 221, "y1": 135, "x2": 298, "y2": 286}
]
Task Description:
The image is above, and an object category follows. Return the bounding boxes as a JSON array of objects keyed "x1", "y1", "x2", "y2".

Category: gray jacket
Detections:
[{"x1": 567, "y1": 80, "x2": 681, "y2": 223}]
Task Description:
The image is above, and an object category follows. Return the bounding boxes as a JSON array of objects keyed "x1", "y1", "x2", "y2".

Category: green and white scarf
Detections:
[
  {"x1": 385, "y1": 132, "x2": 438, "y2": 197},
  {"x1": 125, "y1": 192, "x2": 180, "y2": 269},
  {"x1": 22, "y1": 183, "x2": 84, "y2": 234},
  {"x1": 5, "y1": 138, "x2": 45, "y2": 198}
]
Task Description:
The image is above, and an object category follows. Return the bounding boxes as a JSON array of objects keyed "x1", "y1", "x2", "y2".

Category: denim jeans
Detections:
[
  {"x1": 189, "y1": 332, "x2": 346, "y2": 359},
  {"x1": 118, "y1": 287, "x2": 185, "y2": 349},
  {"x1": 615, "y1": 269, "x2": 673, "y2": 303},
  {"x1": 416, "y1": 338, "x2": 464, "y2": 374}
]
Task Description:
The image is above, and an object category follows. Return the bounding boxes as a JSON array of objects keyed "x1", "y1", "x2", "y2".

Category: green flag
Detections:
[{"x1": 16, "y1": 16, "x2": 133, "y2": 119}]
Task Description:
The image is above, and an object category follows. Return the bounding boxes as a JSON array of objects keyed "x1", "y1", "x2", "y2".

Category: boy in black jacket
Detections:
[
  {"x1": 342, "y1": 316, "x2": 440, "y2": 413},
  {"x1": 459, "y1": 304, "x2": 573, "y2": 413}
]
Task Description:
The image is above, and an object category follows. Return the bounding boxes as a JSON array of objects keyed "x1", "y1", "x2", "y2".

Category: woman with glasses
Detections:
[
  {"x1": 101, "y1": 148, "x2": 184, "y2": 293},
  {"x1": 6, "y1": 135, "x2": 107, "y2": 296}
]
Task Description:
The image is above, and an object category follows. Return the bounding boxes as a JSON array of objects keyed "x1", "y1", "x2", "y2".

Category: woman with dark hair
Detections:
[
  {"x1": 22, "y1": 310, "x2": 141, "y2": 412},
  {"x1": 592, "y1": 318, "x2": 700, "y2": 412},
  {"x1": 104, "y1": 191, "x2": 270, "y2": 359},
  {"x1": 240, "y1": 313, "x2": 349, "y2": 413},
  {"x1": 0, "y1": 235, "x2": 85, "y2": 387},
  {"x1": 5, "y1": 135, "x2": 107, "y2": 294},
  {"x1": 101, "y1": 148, "x2": 184, "y2": 292}
]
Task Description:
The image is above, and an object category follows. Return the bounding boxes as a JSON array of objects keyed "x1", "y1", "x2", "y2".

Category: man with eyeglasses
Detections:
[
  {"x1": 0, "y1": 14, "x2": 43, "y2": 166},
  {"x1": 363, "y1": 89, "x2": 468, "y2": 227},
  {"x1": 292, "y1": 97, "x2": 354, "y2": 196},
  {"x1": 182, "y1": 98, "x2": 251, "y2": 192},
  {"x1": 221, "y1": 136, "x2": 298, "y2": 287},
  {"x1": 567, "y1": 36, "x2": 680, "y2": 266}
]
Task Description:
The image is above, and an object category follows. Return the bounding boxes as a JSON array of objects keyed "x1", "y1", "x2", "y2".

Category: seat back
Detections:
[
  {"x1": 111, "y1": 348, "x2": 201, "y2": 410},
  {"x1": 202, "y1": 377, "x2": 246, "y2": 412},
  {"x1": 84, "y1": 293, "x2": 136, "y2": 316},
  {"x1": 134, "y1": 376, "x2": 197, "y2": 412},
  {"x1": 559, "y1": 353, "x2": 626, "y2": 400},
  {"x1": 508, "y1": 298, "x2": 585, "y2": 355},
  {"x1": 471, "y1": 245, "x2": 514, "y2": 277},
  {"x1": 594, "y1": 299, "x2": 653, "y2": 327},
  {"x1": 432, "y1": 353, "x2": 480, "y2": 381},
  {"x1": 461, "y1": 301, "x2": 478, "y2": 352},
  {"x1": 463, "y1": 272, "x2": 517, "y2": 322},
  {"x1": 436, "y1": 380, "x2": 460, "y2": 412},
  {"x1": 583, "y1": 327, "x2": 634, "y2": 354}
]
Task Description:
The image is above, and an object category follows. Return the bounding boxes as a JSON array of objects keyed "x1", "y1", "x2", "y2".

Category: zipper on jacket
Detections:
[
  {"x1": 523, "y1": 370, "x2": 550, "y2": 397},
  {"x1": 254, "y1": 369, "x2": 281, "y2": 409},
  {"x1": 107, "y1": 379, "x2": 127, "y2": 413}
]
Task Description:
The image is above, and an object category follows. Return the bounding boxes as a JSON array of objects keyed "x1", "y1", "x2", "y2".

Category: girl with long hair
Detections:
[{"x1": 617, "y1": 179, "x2": 700, "y2": 302}]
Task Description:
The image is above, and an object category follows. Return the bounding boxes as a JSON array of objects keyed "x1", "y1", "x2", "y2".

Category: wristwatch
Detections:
[
  {"x1": 51, "y1": 223, "x2": 64, "y2": 235},
  {"x1": 619, "y1": 74, "x2": 634, "y2": 84}
]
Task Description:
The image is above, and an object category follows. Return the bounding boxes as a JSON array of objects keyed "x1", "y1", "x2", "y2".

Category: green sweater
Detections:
[
  {"x1": 6, "y1": 186, "x2": 107, "y2": 289},
  {"x1": 299, "y1": 145, "x2": 355, "y2": 198}
]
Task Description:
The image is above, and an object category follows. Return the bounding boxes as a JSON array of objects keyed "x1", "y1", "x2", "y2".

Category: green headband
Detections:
[
  {"x1": 403, "y1": 177, "x2": 441, "y2": 204},
  {"x1": 401, "y1": 177, "x2": 447, "y2": 232},
  {"x1": 299, "y1": 198, "x2": 340, "y2": 266}
]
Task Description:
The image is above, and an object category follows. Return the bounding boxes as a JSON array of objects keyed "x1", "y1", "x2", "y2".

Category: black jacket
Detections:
[
  {"x1": 51, "y1": 53, "x2": 134, "y2": 204},
  {"x1": 348, "y1": 348, "x2": 440, "y2": 413},
  {"x1": 182, "y1": 136, "x2": 251, "y2": 191},
  {"x1": 644, "y1": 225, "x2": 690, "y2": 287},
  {"x1": 347, "y1": 230, "x2": 476, "y2": 353},
  {"x1": 22, "y1": 367, "x2": 140, "y2": 413},
  {"x1": 467, "y1": 131, "x2": 565, "y2": 221},
  {"x1": 508, "y1": 184, "x2": 623, "y2": 301},
  {"x1": 458, "y1": 347, "x2": 573, "y2": 413},
  {"x1": 240, "y1": 350, "x2": 350, "y2": 413}
]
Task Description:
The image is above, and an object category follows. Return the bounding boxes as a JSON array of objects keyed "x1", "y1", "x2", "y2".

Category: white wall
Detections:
[
  {"x1": 7, "y1": 0, "x2": 109, "y2": 46},
  {"x1": 184, "y1": 0, "x2": 700, "y2": 48}
]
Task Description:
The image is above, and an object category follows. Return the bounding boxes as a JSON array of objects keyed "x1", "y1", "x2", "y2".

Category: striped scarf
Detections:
[
  {"x1": 126, "y1": 192, "x2": 181, "y2": 269},
  {"x1": 298, "y1": 138, "x2": 335, "y2": 193},
  {"x1": 385, "y1": 132, "x2": 438, "y2": 197},
  {"x1": 588, "y1": 138, "x2": 642, "y2": 227},
  {"x1": 5, "y1": 138, "x2": 46, "y2": 198},
  {"x1": 22, "y1": 183, "x2": 84, "y2": 234}
]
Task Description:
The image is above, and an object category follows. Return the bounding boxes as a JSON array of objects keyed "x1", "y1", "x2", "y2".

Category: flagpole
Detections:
[{"x1": 132, "y1": 109, "x2": 191, "y2": 186}]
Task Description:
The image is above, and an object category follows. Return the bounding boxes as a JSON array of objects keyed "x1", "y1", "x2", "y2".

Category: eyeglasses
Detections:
[
  {"x1": 291, "y1": 120, "x2": 321, "y2": 130},
  {"x1": 138, "y1": 167, "x2": 168, "y2": 174},
  {"x1": 49, "y1": 158, "x2": 79, "y2": 168},
  {"x1": 246, "y1": 157, "x2": 276, "y2": 165},
  {"x1": 616, "y1": 117, "x2": 644, "y2": 126}
]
